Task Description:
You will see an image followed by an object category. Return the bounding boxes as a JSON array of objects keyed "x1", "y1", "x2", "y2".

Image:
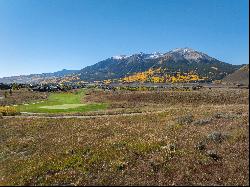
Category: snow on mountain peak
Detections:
[
  {"x1": 112, "y1": 55, "x2": 129, "y2": 60},
  {"x1": 169, "y1": 48, "x2": 214, "y2": 61},
  {"x1": 171, "y1": 47, "x2": 195, "y2": 53},
  {"x1": 111, "y1": 48, "x2": 213, "y2": 62},
  {"x1": 148, "y1": 52, "x2": 164, "y2": 59}
]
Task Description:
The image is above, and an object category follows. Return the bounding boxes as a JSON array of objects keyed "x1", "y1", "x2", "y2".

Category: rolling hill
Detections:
[
  {"x1": 222, "y1": 64, "x2": 249, "y2": 85},
  {"x1": 0, "y1": 69, "x2": 79, "y2": 84}
]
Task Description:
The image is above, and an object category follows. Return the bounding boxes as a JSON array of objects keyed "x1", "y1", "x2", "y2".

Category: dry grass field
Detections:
[
  {"x1": 0, "y1": 88, "x2": 249, "y2": 186},
  {"x1": 0, "y1": 89, "x2": 48, "y2": 106}
]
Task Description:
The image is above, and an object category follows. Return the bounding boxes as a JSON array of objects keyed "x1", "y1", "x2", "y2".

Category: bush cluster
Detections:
[{"x1": 0, "y1": 106, "x2": 20, "y2": 116}]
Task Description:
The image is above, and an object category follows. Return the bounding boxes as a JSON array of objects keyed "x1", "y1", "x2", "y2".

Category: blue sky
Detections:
[{"x1": 0, "y1": 0, "x2": 249, "y2": 77}]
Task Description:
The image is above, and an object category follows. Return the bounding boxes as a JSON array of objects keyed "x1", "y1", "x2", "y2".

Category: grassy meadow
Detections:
[{"x1": 0, "y1": 88, "x2": 249, "y2": 185}]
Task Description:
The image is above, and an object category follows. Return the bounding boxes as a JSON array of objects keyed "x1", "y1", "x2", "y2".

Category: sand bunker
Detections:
[{"x1": 40, "y1": 104, "x2": 85, "y2": 110}]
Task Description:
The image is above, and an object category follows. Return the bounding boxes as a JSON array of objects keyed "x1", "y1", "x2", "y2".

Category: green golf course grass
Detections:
[{"x1": 18, "y1": 89, "x2": 108, "y2": 113}]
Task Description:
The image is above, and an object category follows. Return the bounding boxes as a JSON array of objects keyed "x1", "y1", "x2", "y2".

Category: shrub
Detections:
[
  {"x1": 195, "y1": 141, "x2": 206, "y2": 151},
  {"x1": 206, "y1": 150, "x2": 220, "y2": 161},
  {"x1": 207, "y1": 131, "x2": 228, "y2": 143},
  {"x1": 193, "y1": 118, "x2": 212, "y2": 126},
  {"x1": 213, "y1": 112, "x2": 239, "y2": 120},
  {"x1": 176, "y1": 115, "x2": 194, "y2": 125},
  {"x1": 0, "y1": 106, "x2": 20, "y2": 116}
]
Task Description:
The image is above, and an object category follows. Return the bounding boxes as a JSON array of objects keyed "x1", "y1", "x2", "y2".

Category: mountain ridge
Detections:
[
  {"x1": 0, "y1": 48, "x2": 244, "y2": 84},
  {"x1": 0, "y1": 69, "x2": 79, "y2": 84},
  {"x1": 79, "y1": 48, "x2": 242, "y2": 82}
]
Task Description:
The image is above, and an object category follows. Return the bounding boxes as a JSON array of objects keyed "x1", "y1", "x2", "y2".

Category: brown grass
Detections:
[
  {"x1": 85, "y1": 88, "x2": 248, "y2": 106},
  {"x1": 0, "y1": 87, "x2": 249, "y2": 185},
  {"x1": 0, "y1": 89, "x2": 48, "y2": 106}
]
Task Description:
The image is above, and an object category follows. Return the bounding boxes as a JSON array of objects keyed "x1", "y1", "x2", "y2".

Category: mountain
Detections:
[
  {"x1": 222, "y1": 64, "x2": 249, "y2": 85},
  {"x1": 0, "y1": 48, "x2": 243, "y2": 84},
  {"x1": 79, "y1": 48, "x2": 241, "y2": 82},
  {"x1": 40, "y1": 69, "x2": 79, "y2": 77},
  {"x1": 0, "y1": 69, "x2": 80, "y2": 84}
]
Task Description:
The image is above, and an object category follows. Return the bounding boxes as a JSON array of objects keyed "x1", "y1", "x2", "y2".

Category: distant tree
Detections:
[
  {"x1": 4, "y1": 91, "x2": 8, "y2": 98},
  {"x1": 12, "y1": 83, "x2": 19, "y2": 90}
]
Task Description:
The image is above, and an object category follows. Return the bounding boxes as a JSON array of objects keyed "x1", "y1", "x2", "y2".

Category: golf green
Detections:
[{"x1": 18, "y1": 89, "x2": 108, "y2": 113}]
